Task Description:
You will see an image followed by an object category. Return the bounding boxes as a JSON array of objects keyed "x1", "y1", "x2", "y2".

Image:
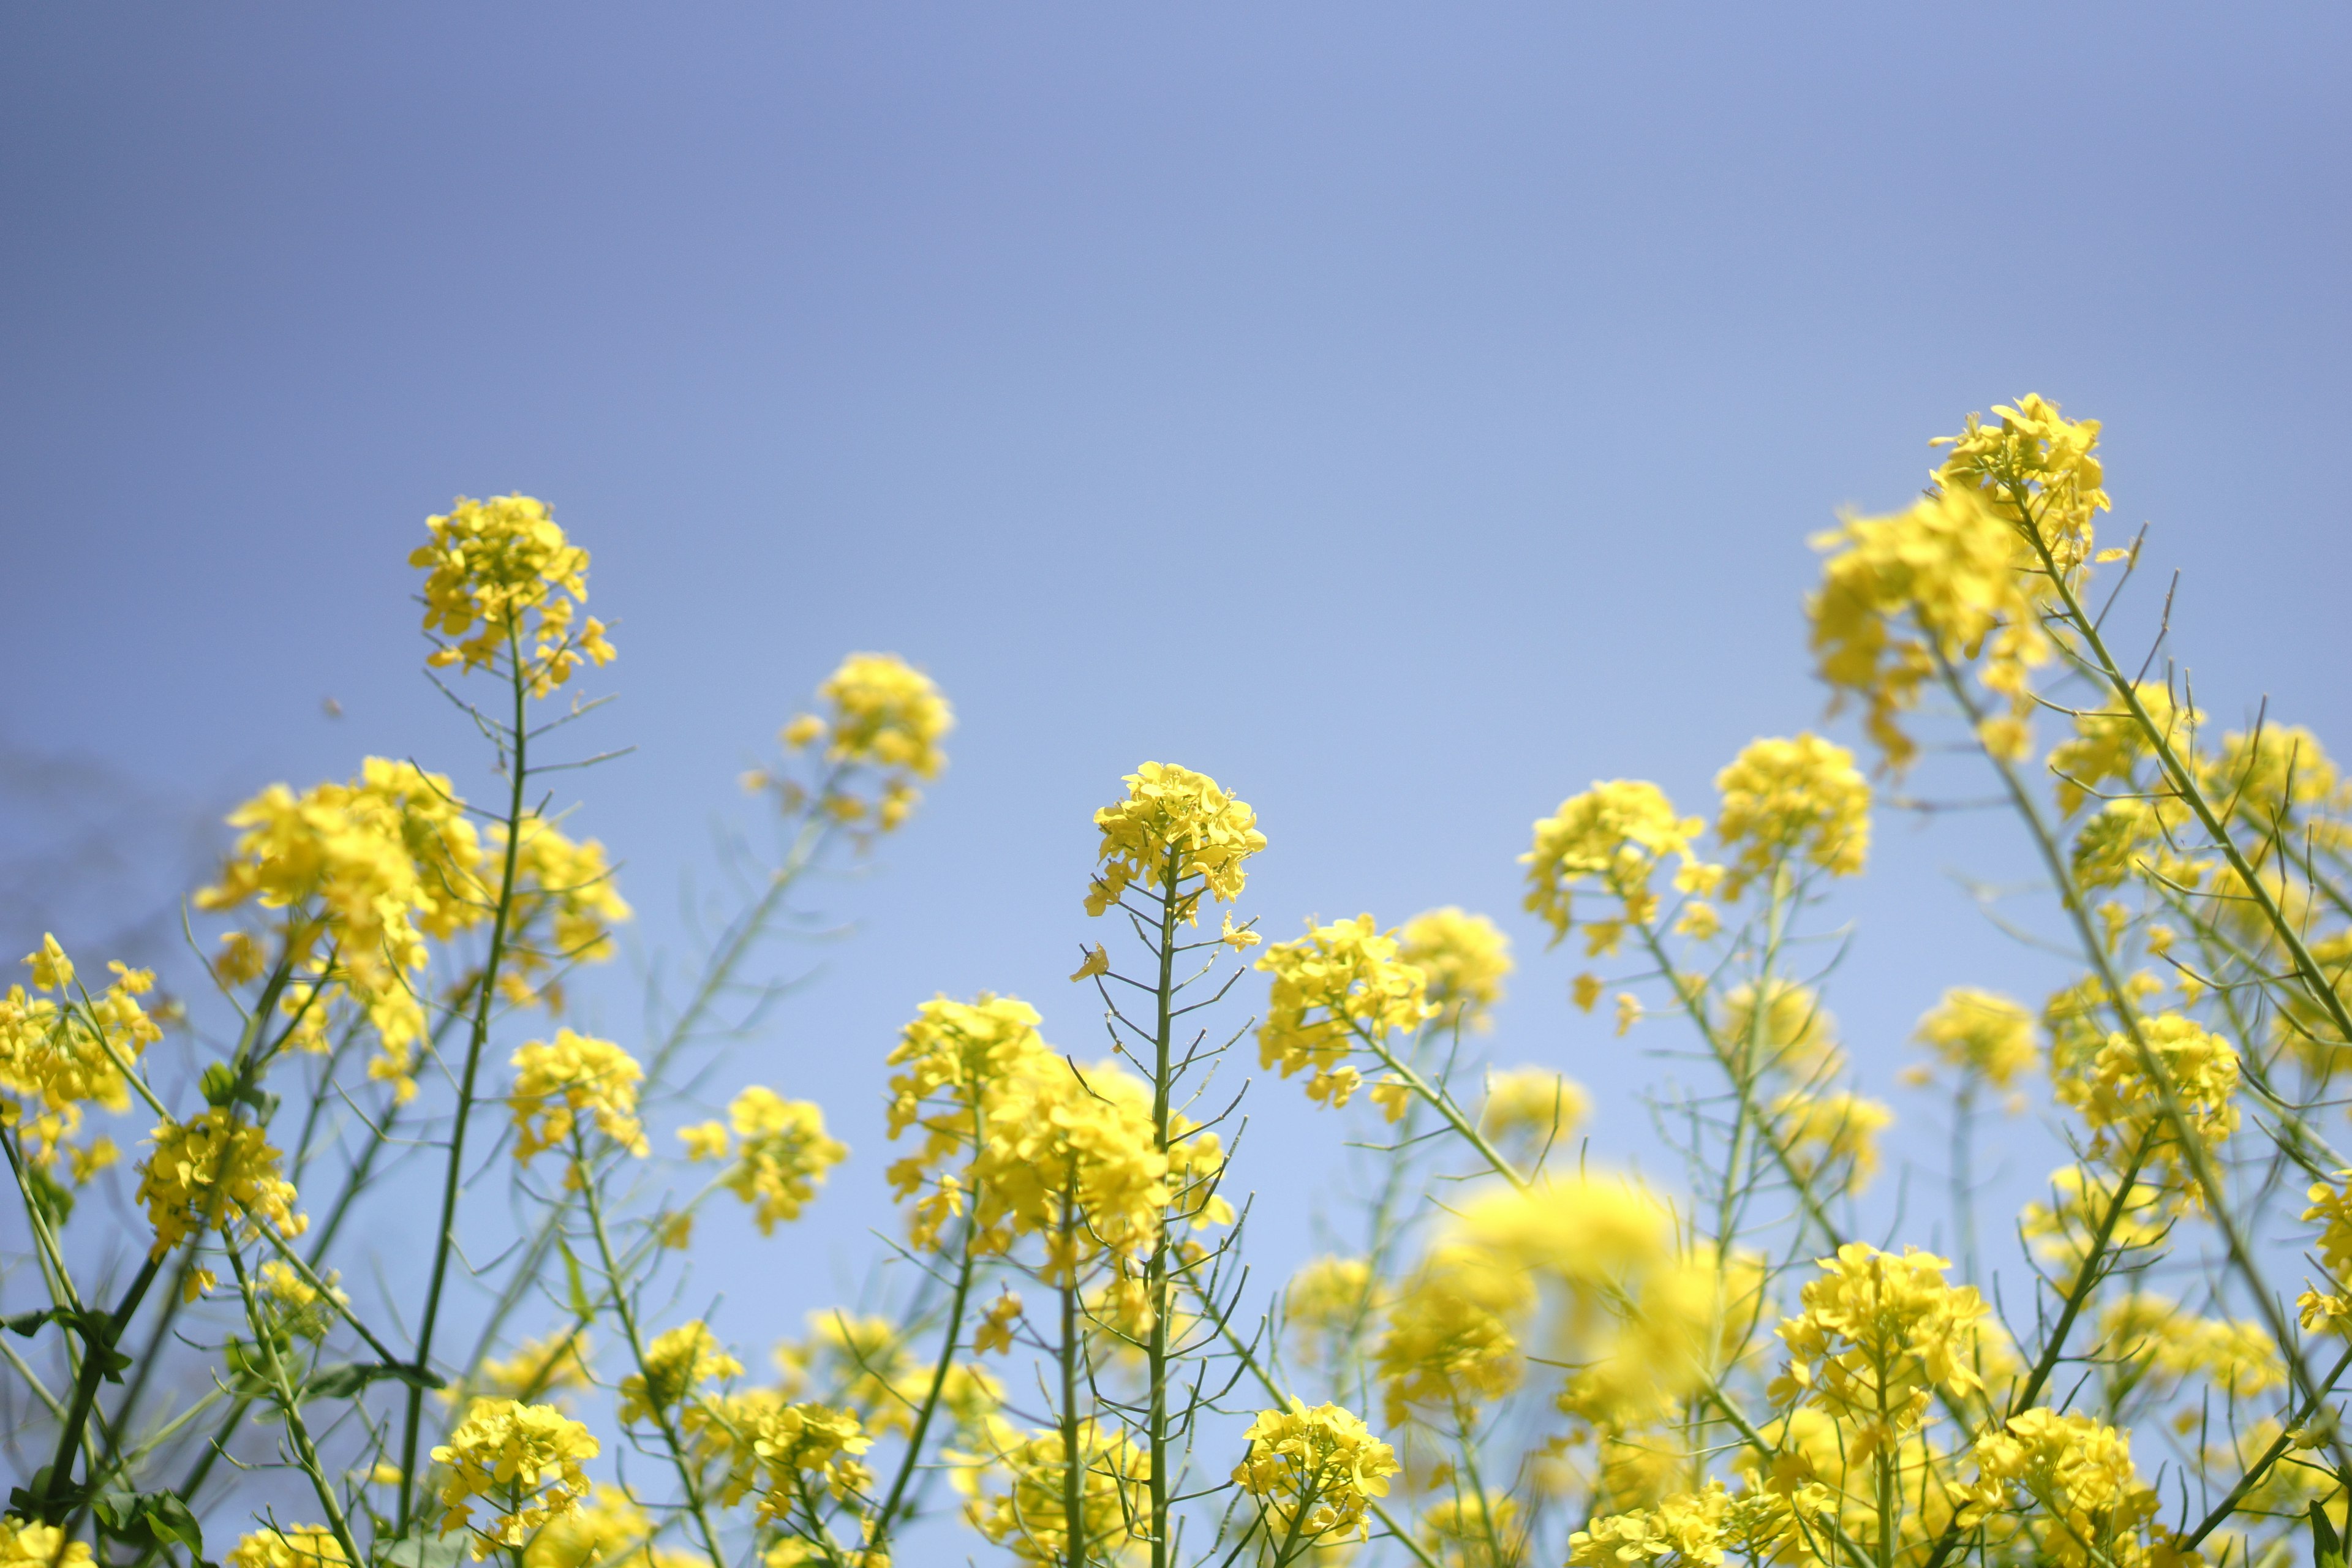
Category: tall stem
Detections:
[
  {"x1": 398, "y1": 639, "x2": 532, "y2": 1531},
  {"x1": 1145, "y1": 852, "x2": 1182, "y2": 1568}
]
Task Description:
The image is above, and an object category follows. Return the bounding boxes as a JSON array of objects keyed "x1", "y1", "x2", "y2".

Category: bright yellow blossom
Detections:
[
  {"x1": 618, "y1": 1321, "x2": 742, "y2": 1424},
  {"x1": 1395, "y1": 907, "x2": 1512, "y2": 1031},
  {"x1": 717, "y1": 1086, "x2": 848, "y2": 1234},
  {"x1": 410, "y1": 494, "x2": 612, "y2": 695},
  {"x1": 1523, "y1": 780, "x2": 1713, "y2": 950},
  {"x1": 1085, "y1": 761, "x2": 1264, "y2": 921},
  {"x1": 1231, "y1": 1400, "x2": 1399, "y2": 1547},
  {"x1": 1961, "y1": 1409, "x2": 2182, "y2": 1568},
  {"x1": 0, "y1": 938, "x2": 162, "y2": 1177},
  {"x1": 2052, "y1": 1012, "x2": 2238, "y2": 1206},
  {"x1": 1, "y1": 1517, "x2": 96, "y2": 1568},
  {"x1": 225, "y1": 1526, "x2": 348, "y2": 1568},
  {"x1": 138, "y1": 1109, "x2": 306, "y2": 1268},
  {"x1": 1478, "y1": 1068, "x2": 1588, "y2": 1152},
  {"x1": 1932, "y1": 393, "x2": 2111, "y2": 574},
  {"x1": 431, "y1": 1398, "x2": 600, "y2": 1556},
  {"x1": 963, "y1": 1420, "x2": 1148, "y2": 1566},
  {"x1": 508, "y1": 1031, "x2": 648, "y2": 1162},
  {"x1": 704, "y1": 1393, "x2": 872, "y2": 1517},
  {"x1": 1256, "y1": 916, "x2": 1435, "y2": 1110},
  {"x1": 1770, "y1": 1245, "x2": 1989, "y2": 1455},
  {"x1": 1713, "y1": 733, "x2": 1871, "y2": 896}
]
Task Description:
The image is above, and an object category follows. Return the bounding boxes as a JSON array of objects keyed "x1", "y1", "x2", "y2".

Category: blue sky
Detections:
[{"x1": 4, "y1": 0, "x2": 2350, "y2": 1492}]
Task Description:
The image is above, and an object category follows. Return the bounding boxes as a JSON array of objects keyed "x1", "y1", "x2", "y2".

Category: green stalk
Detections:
[
  {"x1": 398, "y1": 635, "x2": 533, "y2": 1531},
  {"x1": 1145, "y1": 849, "x2": 1183, "y2": 1568},
  {"x1": 226, "y1": 1246, "x2": 365, "y2": 1568}
]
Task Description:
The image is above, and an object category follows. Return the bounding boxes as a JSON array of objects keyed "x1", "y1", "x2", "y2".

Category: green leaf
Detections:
[
  {"x1": 307, "y1": 1361, "x2": 443, "y2": 1401},
  {"x1": 557, "y1": 1236, "x2": 591, "y2": 1321},
  {"x1": 93, "y1": 1489, "x2": 203, "y2": 1556},
  {"x1": 2317, "y1": 1500, "x2": 2346, "y2": 1568},
  {"x1": 24, "y1": 1163, "x2": 75, "y2": 1227},
  {"x1": 3, "y1": 1308, "x2": 60, "y2": 1337}
]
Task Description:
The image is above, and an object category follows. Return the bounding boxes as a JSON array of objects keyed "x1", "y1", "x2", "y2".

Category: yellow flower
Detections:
[
  {"x1": 1961, "y1": 1409, "x2": 2176, "y2": 1568},
  {"x1": 1417, "y1": 1491, "x2": 1524, "y2": 1568},
  {"x1": 1375, "y1": 1257, "x2": 1525, "y2": 1427},
  {"x1": 1231, "y1": 1400, "x2": 1399, "y2": 1545},
  {"x1": 521, "y1": 1485, "x2": 658, "y2": 1568},
  {"x1": 1770, "y1": 1245, "x2": 1989, "y2": 1455},
  {"x1": 963, "y1": 1420, "x2": 1148, "y2": 1566},
  {"x1": 677, "y1": 1120, "x2": 731, "y2": 1163},
  {"x1": 410, "y1": 495, "x2": 611, "y2": 696},
  {"x1": 974, "y1": 1291, "x2": 1023, "y2": 1355},
  {"x1": 0, "y1": 941, "x2": 162, "y2": 1177},
  {"x1": 1255, "y1": 916, "x2": 1435, "y2": 1110},
  {"x1": 1909, "y1": 988, "x2": 2037, "y2": 1102},
  {"x1": 137, "y1": 1109, "x2": 306, "y2": 1265},
  {"x1": 508, "y1": 1031, "x2": 649, "y2": 1163},
  {"x1": 1932, "y1": 393, "x2": 2111, "y2": 574},
  {"x1": 717, "y1": 1087, "x2": 848, "y2": 1234},
  {"x1": 618, "y1": 1321, "x2": 742, "y2": 1424},
  {"x1": 257, "y1": 1259, "x2": 345, "y2": 1340},
  {"x1": 1085, "y1": 761, "x2": 1264, "y2": 922},
  {"x1": 1068, "y1": 944, "x2": 1110, "y2": 982},
  {"x1": 194, "y1": 758, "x2": 491, "y2": 1098},
  {"x1": 2053, "y1": 1012, "x2": 2239, "y2": 1206},
  {"x1": 1285, "y1": 1256, "x2": 1381, "y2": 1367},
  {"x1": 2048, "y1": 682, "x2": 2201, "y2": 816},
  {"x1": 2098, "y1": 1294, "x2": 2284, "y2": 1403},
  {"x1": 2022, "y1": 1165, "x2": 2170, "y2": 1292},
  {"x1": 1809, "y1": 477, "x2": 2052, "y2": 772},
  {"x1": 225, "y1": 1526, "x2": 349, "y2": 1568},
  {"x1": 467, "y1": 1332, "x2": 595, "y2": 1406},
  {"x1": 26, "y1": 935, "x2": 72, "y2": 990},
  {"x1": 1479, "y1": 1068, "x2": 1589, "y2": 1150},
  {"x1": 814, "y1": 653, "x2": 953, "y2": 780},
  {"x1": 704, "y1": 1395, "x2": 872, "y2": 1517},
  {"x1": 1712, "y1": 733, "x2": 1871, "y2": 897},
  {"x1": 1719, "y1": 978, "x2": 1841, "y2": 1079},
  {"x1": 1395, "y1": 907, "x2": 1512, "y2": 1031},
  {"x1": 431, "y1": 1398, "x2": 600, "y2": 1556},
  {"x1": 493, "y1": 818, "x2": 633, "y2": 1011},
  {"x1": 1, "y1": 1517, "x2": 96, "y2": 1568},
  {"x1": 1523, "y1": 780, "x2": 1710, "y2": 948}
]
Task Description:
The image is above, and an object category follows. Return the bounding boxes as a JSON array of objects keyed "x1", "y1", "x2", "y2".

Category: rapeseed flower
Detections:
[
  {"x1": 1522, "y1": 780, "x2": 1712, "y2": 951},
  {"x1": 1256, "y1": 916, "x2": 1434, "y2": 1110},
  {"x1": 963, "y1": 1420, "x2": 1148, "y2": 1566},
  {"x1": 224, "y1": 1526, "x2": 347, "y2": 1568},
  {"x1": 1231, "y1": 1400, "x2": 1399, "y2": 1546},
  {"x1": 411, "y1": 495, "x2": 612, "y2": 696},
  {"x1": 431, "y1": 1398, "x2": 600, "y2": 1556},
  {"x1": 701, "y1": 1086, "x2": 849, "y2": 1234},
  {"x1": 1770, "y1": 1245, "x2": 1989, "y2": 1455},
  {"x1": 618, "y1": 1321, "x2": 742, "y2": 1425},
  {"x1": 1906, "y1": 988, "x2": 2037, "y2": 1104},
  {"x1": 1713, "y1": 733, "x2": 1871, "y2": 898},
  {"x1": 1395, "y1": 907, "x2": 1512, "y2": 1031},
  {"x1": 138, "y1": 1109, "x2": 305, "y2": 1283},
  {"x1": 508, "y1": 1030, "x2": 649, "y2": 1163},
  {"x1": 1085, "y1": 761, "x2": 1264, "y2": 922}
]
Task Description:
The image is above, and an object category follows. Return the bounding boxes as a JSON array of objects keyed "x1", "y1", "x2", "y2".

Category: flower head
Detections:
[
  {"x1": 715, "y1": 1086, "x2": 849, "y2": 1234},
  {"x1": 225, "y1": 1526, "x2": 349, "y2": 1568},
  {"x1": 508, "y1": 1031, "x2": 648, "y2": 1163},
  {"x1": 1770, "y1": 1245, "x2": 1990, "y2": 1455},
  {"x1": 1713, "y1": 733, "x2": 1871, "y2": 897},
  {"x1": 1085, "y1": 762, "x2": 1264, "y2": 922},
  {"x1": 1256, "y1": 916, "x2": 1434, "y2": 1110},
  {"x1": 431, "y1": 1398, "x2": 600, "y2": 1556},
  {"x1": 1395, "y1": 907, "x2": 1512, "y2": 1031},
  {"x1": 1523, "y1": 781, "x2": 1711, "y2": 951},
  {"x1": 410, "y1": 495, "x2": 612, "y2": 696},
  {"x1": 618, "y1": 1321, "x2": 742, "y2": 1424},
  {"x1": 1231, "y1": 1400, "x2": 1399, "y2": 1545},
  {"x1": 1909, "y1": 988, "x2": 2038, "y2": 1101},
  {"x1": 138, "y1": 1109, "x2": 306, "y2": 1268}
]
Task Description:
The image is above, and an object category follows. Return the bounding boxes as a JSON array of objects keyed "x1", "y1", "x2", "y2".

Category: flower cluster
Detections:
[
  {"x1": 1907, "y1": 987, "x2": 2038, "y2": 1103},
  {"x1": 1395, "y1": 906, "x2": 1512, "y2": 1031},
  {"x1": 1712, "y1": 732, "x2": 1871, "y2": 897},
  {"x1": 1932, "y1": 393, "x2": 2111, "y2": 575},
  {"x1": 138, "y1": 1110, "x2": 306, "y2": 1290},
  {"x1": 1770, "y1": 1245, "x2": 1989, "y2": 1454},
  {"x1": 617, "y1": 1321, "x2": 742, "y2": 1424},
  {"x1": 963, "y1": 1420, "x2": 1150, "y2": 1566},
  {"x1": 224, "y1": 1526, "x2": 348, "y2": 1568},
  {"x1": 430, "y1": 1398, "x2": 600, "y2": 1556},
  {"x1": 682, "y1": 1085, "x2": 850, "y2": 1234},
  {"x1": 508, "y1": 1031, "x2": 648, "y2": 1163},
  {"x1": 1084, "y1": 761, "x2": 1264, "y2": 921},
  {"x1": 0, "y1": 937, "x2": 159, "y2": 1180},
  {"x1": 1231, "y1": 1399, "x2": 1399, "y2": 1546},
  {"x1": 1523, "y1": 780, "x2": 1714, "y2": 951},
  {"x1": 1, "y1": 1518, "x2": 95, "y2": 1568},
  {"x1": 1961, "y1": 1409, "x2": 2174, "y2": 1568},
  {"x1": 1479, "y1": 1066, "x2": 1589, "y2": 1152},
  {"x1": 410, "y1": 494, "x2": 613, "y2": 695},
  {"x1": 469, "y1": 1331, "x2": 595, "y2": 1407},
  {"x1": 1255, "y1": 916, "x2": 1435, "y2": 1110},
  {"x1": 706, "y1": 1396, "x2": 873, "y2": 1518},
  {"x1": 1569, "y1": 1479, "x2": 1820, "y2": 1568},
  {"x1": 761, "y1": 652, "x2": 956, "y2": 831},
  {"x1": 2052, "y1": 1012, "x2": 2239, "y2": 1206}
]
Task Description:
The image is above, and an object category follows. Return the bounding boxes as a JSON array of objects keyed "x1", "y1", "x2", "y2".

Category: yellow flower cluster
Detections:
[
  {"x1": 431, "y1": 1398, "x2": 600, "y2": 1556},
  {"x1": 1285, "y1": 1256, "x2": 1379, "y2": 1366},
  {"x1": 1722, "y1": 979, "x2": 1842, "y2": 1079},
  {"x1": 706, "y1": 1395, "x2": 873, "y2": 1518},
  {"x1": 257, "y1": 1259, "x2": 345, "y2": 1341},
  {"x1": 2301, "y1": 1169, "x2": 2352, "y2": 1327},
  {"x1": 1961, "y1": 1409, "x2": 2179, "y2": 1568},
  {"x1": 1256, "y1": 916, "x2": 1435, "y2": 1110},
  {"x1": 682, "y1": 1085, "x2": 850, "y2": 1235},
  {"x1": 766, "y1": 652, "x2": 956, "y2": 831},
  {"x1": 494, "y1": 818, "x2": 633, "y2": 1011},
  {"x1": 1932, "y1": 393, "x2": 2111, "y2": 575},
  {"x1": 225, "y1": 1526, "x2": 348, "y2": 1568},
  {"x1": 410, "y1": 495, "x2": 614, "y2": 695},
  {"x1": 2022, "y1": 1166, "x2": 2169, "y2": 1292},
  {"x1": 508, "y1": 1031, "x2": 649, "y2": 1163},
  {"x1": 519, "y1": 1485, "x2": 692, "y2": 1568},
  {"x1": 1523, "y1": 780, "x2": 1714, "y2": 951},
  {"x1": 2098, "y1": 1294, "x2": 2283, "y2": 1403},
  {"x1": 1712, "y1": 733, "x2": 1871, "y2": 897},
  {"x1": 469, "y1": 1331, "x2": 595, "y2": 1406},
  {"x1": 1907, "y1": 988, "x2": 2037, "y2": 1100},
  {"x1": 0, "y1": 1517, "x2": 95, "y2": 1568},
  {"x1": 2048, "y1": 682, "x2": 2200, "y2": 816},
  {"x1": 1569, "y1": 1479, "x2": 1821, "y2": 1568},
  {"x1": 195, "y1": 759, "x2": 481, "y2": 1076},
  {"x1": 0, "y1": 937, "x2": 159, "y2": 1180},
  {"x1": 1231, "y1": 1399, "x2": 1399, "y2": 1546},
  {"x1": 2052, "y1": 1013, "x2": 2239, "y2": 1205},
  {"x1": 1479, "y1": 1067, "x2": 1589, "y2": 1151},
  {"x1": 137, "y1": 1109, "x2": 306, "y2": 1280},
  {"x1": 963, "y1": 1420, "x2": 1149, "y2": 1567},
  {"x1": 1395, "y1": 907, "x2": 1512, "y2": 1031},
  {"x1": 1084, "y1": 761, "x2": 1265, "y2": 921},
  {"x1": 1376, "y1": 1257, "x2": 1526, "y2": 1427},
  {"x1": 1771, "y1": 1246, "x2": 1988, "y2": 1455},
  {"x1": 1809, "y1": 486, "x2": 2052, "y2": 770},
  {"x1": 1769, "y1": 1089, "x2": 1892, "y2": 1196},
  {"x1": 618, "y1": 1321, "x2": 742, "y2": 1424}
]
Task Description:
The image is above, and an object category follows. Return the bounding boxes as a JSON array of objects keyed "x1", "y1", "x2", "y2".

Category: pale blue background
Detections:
[{"x1": 3, "y1": 0, "x2": 2349, "y2": 1529}]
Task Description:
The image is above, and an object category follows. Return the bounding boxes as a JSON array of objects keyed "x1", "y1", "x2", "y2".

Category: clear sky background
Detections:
[{"x1": 4, "y1": 0, "x2": 2350, "y2": 1517}]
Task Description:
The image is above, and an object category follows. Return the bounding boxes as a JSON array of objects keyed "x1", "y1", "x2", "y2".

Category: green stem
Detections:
[
  {"x1": 398, "y1": 638, "x2": 533, "y2": 1531},
  {"x1": 227, "y1": 1247, "x2": 366, "y2": 1568},
  {"x1": 1145, "y1": 851, "x2": 1182, "y2": 1568},
  {"x1": 868, "y1": 1213, "x2": 981, "y2": 1551}
]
